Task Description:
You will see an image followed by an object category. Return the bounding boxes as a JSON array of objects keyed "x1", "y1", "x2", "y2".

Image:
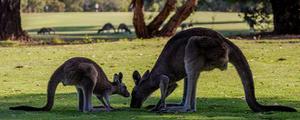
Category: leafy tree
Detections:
[
  {"x1": 21, "y1": 0, "x2": 46, "y2": 13},
  {"x1": 228, "y1": 0, "x2": 300, "y2": 34},
  {"x1": 131, "y1": 0, "x2": 198, "y2": 38},
  {"x1": 239, "y1": 0, "x2": 272, "y2": 32},
  {"x1": 197, "y1": 0, "x2": 240, "y2": 12},
  {"x1": 144, "y1": 0, "x2": 164, "y2": 12},
  {"x1": 270, "y1": 0, "x2": 300, "y2": 34},
  {"x1": 60, "y1": 0, "x2": 84, "y2": 12},
  {"x1": 45, "y1": 0, "x2": 65, "y2": 12},
  {"x1": 89, "y1": 0, "x2": 131, "y2": 12},
  {"x1": 21, "y1": 0, "x2": 29, "y2": 12}
]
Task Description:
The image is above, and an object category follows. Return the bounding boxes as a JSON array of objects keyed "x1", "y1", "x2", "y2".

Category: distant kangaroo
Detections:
[
  {"x1": 117, "y1": 23, "x2": 132, "y2": 34},
  {"x1": 37, "y1": 27, "x2": 56, "y2": 35},
  {"x1": 130, "y1": 27, "x2": 296, "y2": 113},
  {"x1": 10, "y1": 57, "x2": 130, "y2": 112},
  {"x1": 180, "y1": 23, "x2": 193, "y2": 31},
  {"x1": 97, "y1": 23, "x2": 116, "y2": 34}
]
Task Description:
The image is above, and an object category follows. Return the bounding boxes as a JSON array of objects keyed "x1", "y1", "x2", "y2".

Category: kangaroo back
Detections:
[{"x1": 104, "y1": 23, "x2": 115, "y2": 30}]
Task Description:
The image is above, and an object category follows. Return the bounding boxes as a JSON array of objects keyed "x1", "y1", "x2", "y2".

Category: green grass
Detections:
[
  {"x1": 0, "y1": 40, "x2": 20, "y2": 47},
  {"x1": 1, "y1": 38, "x2": 300, "y2": 119},
  {"x1": 21, "y1": 12, "x2": 250, "y2": 41},
  {"x1": 2, "y1": 12, "x2": 298, "y2": 119}
]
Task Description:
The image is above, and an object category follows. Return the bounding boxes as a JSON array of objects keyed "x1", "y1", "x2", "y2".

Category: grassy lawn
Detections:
[
  {"x1": 21, "y1": 12, "x2": 250, "y2": 41},
  {"x1": 0, "y1": 38, "x2": 300, "y2": 119},
  {"x1": 1, "y1": 12, "x2": 298, "y2": 119}
]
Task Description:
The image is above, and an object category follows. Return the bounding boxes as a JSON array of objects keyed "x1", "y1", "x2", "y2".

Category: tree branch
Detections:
[
  {"x1": 158, "y1": 0, "x2": 197, "y2": 36},
  {"x1": 147, "y1": 0, "x2": 177, "y2": 35},
  {"x1": 132, "y1": 0, "x2": 150, "y2": 38}
]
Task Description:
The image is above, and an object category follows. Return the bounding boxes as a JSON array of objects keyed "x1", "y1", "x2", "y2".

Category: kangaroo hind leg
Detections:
[
  {"x1": 161, "y1": 38, "x2": 203, "y2": 113},
  {"x1": 76, "y1": 88, "x2": 84, "y2": 112}
]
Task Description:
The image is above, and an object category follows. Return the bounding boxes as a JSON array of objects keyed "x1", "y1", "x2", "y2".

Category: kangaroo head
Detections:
[
  {"x1": 113, "y1": 72, "x2": 130, "y2": 97},
  {"x1": 130, "y1": 70, "x2": 153, "y2": 108}
]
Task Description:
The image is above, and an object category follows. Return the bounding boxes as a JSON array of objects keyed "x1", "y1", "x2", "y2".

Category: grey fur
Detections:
[
  {"x1": 117, "y1": 23, "x2": 132, "y2": 34},
  {"x1": 9, "y1": 57, "x2": 130, "y2": 112},
  {"x1": 130, "y1": 28, "x2": 296, "y2": 113},
  {"x1": 98, "y1": 23, "x2": 116, "y2": 34},
  {"x1": 37, "y1": 27, "x2": 55, "y2": 35}
]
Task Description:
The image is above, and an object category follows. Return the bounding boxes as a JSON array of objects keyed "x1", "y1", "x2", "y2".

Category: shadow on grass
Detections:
[
  {"x1": 1, "y1": 93, "x2": 299, "y2": 119},
  {"x1": 192, "y1": 21, "x2": 244, "y2": 25},
  {"x1": 25, "y1": 25, "x2": 136, "y2": 41},
  {"x1": 24, "y1": 23, "x2": 250, "y2": 41},
  {"x1": 29, "y1": 34, "x2": 136, "y2": 42},
  {"x1": 26, "y1": 25, "x2": 135, "y2": 32},
  {"x1": 26, "y1": 26, "x2": 99, "y2": 32},
  {"x1": 217, "y1": 29, "x2": 250, "y2": 36},
  {"x1": 26, "y1": 21, "x2": 242, "y2": 33},
  {"x1": 26, "y1": 29, "x2": 248, "y2": 42}
]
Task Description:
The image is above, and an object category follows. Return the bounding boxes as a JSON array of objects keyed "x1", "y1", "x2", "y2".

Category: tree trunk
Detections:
[
  {"x1": 131, "y1": 0, "x2": 197, "y2": 38},
  {"x1": 132, "y1": 0, "x2": 150, "y2": 38},
  {"x1": 159, "y1": 0, "x2": 197, "y2": 36},
  {"x1": 147, "y1": 0, "x2": 177, "y2": 35},
  {"x1": 270, "y1": 0, "x2": 300, "y2": 34},
  {"x1": 0, "y1": 0, "x2": 29, "y2": 41}
]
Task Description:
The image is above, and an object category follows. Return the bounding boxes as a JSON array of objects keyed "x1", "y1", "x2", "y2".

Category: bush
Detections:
[
  {"x1": 61, "y1": 0, "x2": 84, "y2": 12},
  {"x1": 239, "y1": 0, "x2": 273, "y2": 32},
  {"x1": 45, "y1": 0, "x2": 65, "y2": 12}
]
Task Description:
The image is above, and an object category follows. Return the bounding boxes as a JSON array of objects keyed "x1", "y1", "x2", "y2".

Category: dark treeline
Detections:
[
  {"x1": 21, "y1": 0, "x2": 257, "y2": 13},
  {"x1": 21, "y1": 0, "x2": 132, "y2": 12}
]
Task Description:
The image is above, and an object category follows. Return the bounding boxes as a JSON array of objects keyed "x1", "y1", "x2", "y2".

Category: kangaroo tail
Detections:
[
  {"x1": 225, "y1": 38, "x2": 296, "y2": 112},
  {"x1": 9, "y1": 66, "x2": 63, "y2": 111}
]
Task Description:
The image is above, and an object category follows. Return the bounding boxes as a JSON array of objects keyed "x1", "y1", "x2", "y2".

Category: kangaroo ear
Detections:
[
  {"x1": 114, "y1": 73, "x2": 120, "y2": 83},
  {"x1": 142, "y1": 70, "x2": 150, "y2": 79},
  {"x1": 118, "y1": 72, "x2": 123, "y2": 83},
  {"x1": 133, "y1": 70, "x2": 141, "y2": 85}
]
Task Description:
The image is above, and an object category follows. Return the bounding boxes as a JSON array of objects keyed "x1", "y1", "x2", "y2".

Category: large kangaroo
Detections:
[
  {"x1": 10, "y1": 57, "x2": 130, "y2": 112},
  {"x1": 130, "y1": 28, "x2": 296, "y2": 113}
]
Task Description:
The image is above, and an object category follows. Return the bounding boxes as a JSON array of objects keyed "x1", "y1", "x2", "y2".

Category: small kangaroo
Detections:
[
  {"x1": 37, "y1": 27, "x2": 55, "y2": 35},
  {"x1": 130, "y1": 27, "x2": 296, "y2": 113},
  {"x1": 117, "y1": 23, "x2": 132, "y2": 34},
  {"x1": 180, "y1": 23, "x2": 193, "y2": 31},
  {"x1": 97, "y1": 23, "x2": 116, "y2": 34},
  {"x1": 10, "y1": 57, "x2": 130, "y2": 112}
]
